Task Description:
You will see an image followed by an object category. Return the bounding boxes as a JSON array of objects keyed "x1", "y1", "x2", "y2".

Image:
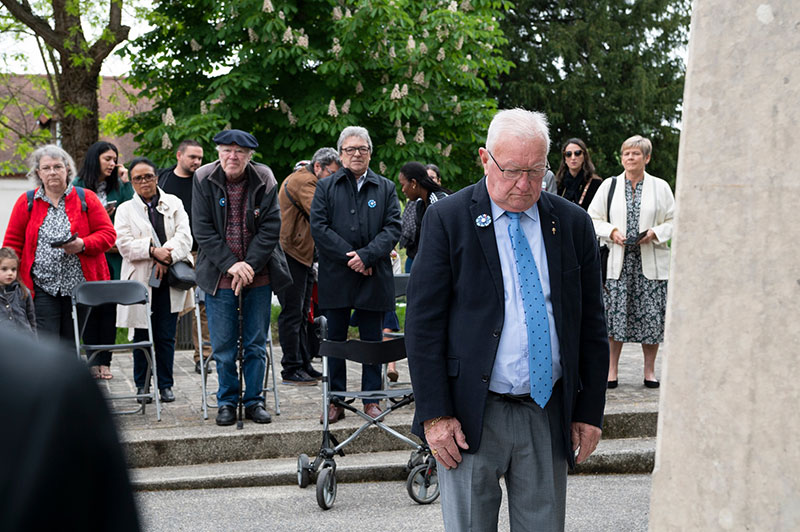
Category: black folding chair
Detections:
[
  {"x1": 71, "y1": 280, "x2": 160, "y2": 420},
  {"x1": 297, "y1": 314, "x2": 438, "y2": 510}
]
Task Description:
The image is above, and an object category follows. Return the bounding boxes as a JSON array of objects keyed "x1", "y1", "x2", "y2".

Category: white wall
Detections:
[{"x1": 0, "y1": 179, "x2": 30, "y2": 242}]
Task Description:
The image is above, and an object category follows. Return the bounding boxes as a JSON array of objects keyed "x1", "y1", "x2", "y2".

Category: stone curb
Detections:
[
  {"x1": 123, "y1": 410, "x2": 656, "y2": 469},
  {"x1": 130, "y1": 439, "x2": 655, "y2": 492}
]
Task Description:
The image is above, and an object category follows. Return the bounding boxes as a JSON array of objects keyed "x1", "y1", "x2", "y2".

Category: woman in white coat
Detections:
[
  {"x1": 588, "y1": 135, "x2": 674, "y2": 390},
  {"x1": 115, "y1": 157, "x2": 193, "y2": 403}
]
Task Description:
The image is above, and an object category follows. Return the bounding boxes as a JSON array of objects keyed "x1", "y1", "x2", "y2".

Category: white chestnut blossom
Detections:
[
  {"x1": 414, "y1": 127, "x2": 424, "y2": 143},
  {"x1": 297, "y1": 34, "x2": 309, "y2": 48},
  {"x1": 279, "y1": 100, "x2": 291, "y2": 114},
  {"x1": 454, "y1": 102, "x2": 462, "y2": 114},
  {"x1": 419, "y1": 42, "x2": 428, "y2": 55},
  {"x1": 413, "y1": 72, "x2": 426, "y2": 86},
  {"x1": 332, "y1": 6, "x2": 342, "y2": 20},
  {"x1": 190, "y1": 39, "x2": 202, "y2": 51},
  {"x1": 200, "y1": 101, "x2": 208, "y2": 115},
  {"x1": 390, "y1": 84, "x2": 402, "y2": 100},
  {"x1": 344, "y1": 8, "x2": 352, "y2": 17},
  {"x1": 442, "y1": 144, "x2": 452, "y2": 157},
  {"x1": 328, "y1": 99, "x2": 339, "y2": 117},
  {"x1": 421, "y1": 103, "x2": 429, "y2": 112},
  {"x1": 341, "y1": 99, "x2": 351, "y2": 114},
  {"x1": 162, "y1": 133, "x2": 172, "y2": 149},
  {"x1": 448, "y1": 1, "x2": 457, "y2": 12},
  {"x1": 278, "y1": 11, "x2": 285, "y2": 20},
  {"x1": 400, "y1": 84, "x2": 408, "y2": 97},
  {"x1": 263, "y1": 0, "x2": 274, "y2": 12},
  {"x1": 395, "y1": 129, "x2": 406, "y2": 145},
  {"x1": 162, "y1": 107, "x2": 176, "y2": 126},
  {"x1": 283, "y1": 27, "x2": 293, "y2": 43},
  {"x1": 356, "y1": 81, "x2": 364, "y2": 94},
  {"x1": 436, "y1": 48, "x2": 446, "y2": 61},
  {"x1": 394, "y1": 118, "x2": 402, "y2": 127},
  {"x1": 407, "y1": 35, "x2": 415, "y2": 51},
  {"x1": 287, "y1": 111, "x2": 297, "y2": 125},
  {"x1": 248, "y1": 28, "x2": 258, "y2": 42},
  {"x1": 379, "y1": 161, "x2": 387, "y2": 174},
  {"x1": 456, "y1": 36, "x2": 464, "y2": 50}
]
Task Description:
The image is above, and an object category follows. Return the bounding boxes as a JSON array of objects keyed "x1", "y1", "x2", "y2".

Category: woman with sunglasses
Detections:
[
  {"x1": 114, "y1": 157, "x2": 193, "y2": 403},
  {"x1": 554, "y1": 138, "x2": 602, "y2": 210}
]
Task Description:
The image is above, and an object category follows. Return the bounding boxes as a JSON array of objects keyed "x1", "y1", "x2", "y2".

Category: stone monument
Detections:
[{"x1": 649, "y1": 1, "x2": 800, "y2": 530}]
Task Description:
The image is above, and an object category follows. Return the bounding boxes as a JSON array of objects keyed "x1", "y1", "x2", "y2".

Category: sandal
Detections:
[
  {"x1": 387, "y1": 367, "x2": 399, "y2": 382},
  {"x1": 89, "y1": 366, "x2": 102, "y2": 379},
  {"x1": 100, "y1": 365, "x2": 113, "y2": 380}
]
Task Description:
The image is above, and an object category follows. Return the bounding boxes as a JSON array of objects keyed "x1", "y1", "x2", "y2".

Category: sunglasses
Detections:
[{"x1": 565, "y1": 150, "x2": 583, "y2": 158}]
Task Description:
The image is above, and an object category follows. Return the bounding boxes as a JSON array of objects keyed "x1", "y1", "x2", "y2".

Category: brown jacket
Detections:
[{"x1": 279, "y1": 166, "x2": 318, "y2": 266}]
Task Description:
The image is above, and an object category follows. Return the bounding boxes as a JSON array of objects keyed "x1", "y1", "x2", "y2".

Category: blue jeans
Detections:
[{"x1": 205, "y1": 285, "x2": 271, "y2": 408}]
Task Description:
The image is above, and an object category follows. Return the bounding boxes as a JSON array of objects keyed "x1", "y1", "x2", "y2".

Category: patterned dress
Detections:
[{"x1": 603, "y1": 180, "x2": 668, "y2": 344}]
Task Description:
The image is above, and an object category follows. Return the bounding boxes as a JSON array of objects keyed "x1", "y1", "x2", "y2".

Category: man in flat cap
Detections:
[{"x1": 193, "y1": 129, "x2": 291, "y2": 426}]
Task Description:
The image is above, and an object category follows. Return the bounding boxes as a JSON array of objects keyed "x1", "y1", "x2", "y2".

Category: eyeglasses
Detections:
[
  {"x1": 487, "y1": 150, "x2": 549, "y2": 181},
  {"x1": 132, "y1": 174, "x2": 157, "y2": 183},
  {"x1": 565, "y1": 150, "x2": 583, "y2": 158},
  {"x1": 39, "y1": 164, "x2": 66, "y2": 173},
  {"x1": 341, "y1": 146, "x2": 370, "y2": 155},
  {"x1": 219, "y1": 147, "x2": 250, "y2": 157}
]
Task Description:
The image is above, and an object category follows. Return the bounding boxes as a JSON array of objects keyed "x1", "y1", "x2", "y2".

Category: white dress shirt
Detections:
[{"x1": 488, "y1": 192, "x2": 562, "y2": 395}]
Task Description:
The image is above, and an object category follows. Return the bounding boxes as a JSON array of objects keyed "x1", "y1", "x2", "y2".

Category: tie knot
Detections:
[{"x1": 506, "y1": 211, "x2": 520, "y2": 219}]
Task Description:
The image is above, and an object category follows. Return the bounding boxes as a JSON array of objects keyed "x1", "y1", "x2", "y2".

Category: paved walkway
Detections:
[{"x1": 108, "y1": 341, "x2": 661, "y2": 443}]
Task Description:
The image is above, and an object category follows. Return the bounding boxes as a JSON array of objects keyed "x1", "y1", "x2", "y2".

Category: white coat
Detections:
[
  {"x1": 114, "y1": 188, "x2": 194, "y2": 328},
  {"x1": 587, "y1": 172, "x2": 674, "y2": 280}
]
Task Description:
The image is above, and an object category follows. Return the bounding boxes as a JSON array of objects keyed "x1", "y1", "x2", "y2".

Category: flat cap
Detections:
[{"x1": 213, "y1": 129, "x2": 259, "y2": 149}]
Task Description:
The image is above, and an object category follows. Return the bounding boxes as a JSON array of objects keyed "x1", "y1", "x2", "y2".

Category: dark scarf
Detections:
[{"x1": 559, "y1": 169, "x2": 586, "y2": 203}]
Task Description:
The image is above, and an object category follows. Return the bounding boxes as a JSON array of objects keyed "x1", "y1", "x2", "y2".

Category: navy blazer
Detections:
[
  {"x1": 405, "y1": 177, "x2": 609, "y2": 467},
  {"x1": 310, "y1": 167, "x2": 401, "y2": 311}
]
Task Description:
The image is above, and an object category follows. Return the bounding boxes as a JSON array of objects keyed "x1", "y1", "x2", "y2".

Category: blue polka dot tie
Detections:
[{"x1": 506, "y1": 211, "x2": 552, "y2": 408}]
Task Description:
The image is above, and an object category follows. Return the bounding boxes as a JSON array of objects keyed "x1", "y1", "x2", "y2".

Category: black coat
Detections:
[
  {"x1": 310, "y1": 167, "x2": 401, "y2": 311},
  {"x1": 192, "y1": 160, "x2": 291, "y2": 296},
  {"x1": 0, "y1": 281, "x2": 35, "y2": 334},
  {"x1": 405, "y1": 179, "x2": 609, "y2": 468}
]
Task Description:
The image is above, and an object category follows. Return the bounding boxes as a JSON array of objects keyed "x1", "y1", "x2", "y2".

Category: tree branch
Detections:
[
  {"x1": 0, "y1": 0, "x2": 64, "y2": 53},
  {"x1": 87, "y1": 0, "x2": 130, "y2": 65}
]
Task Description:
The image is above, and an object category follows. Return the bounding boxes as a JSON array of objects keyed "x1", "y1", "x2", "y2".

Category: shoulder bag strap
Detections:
[
  {"x1": 606, "y1": 177, "x2": 617, "y2": 222},
  {"x1": 283, "y1": 182, "x2": 309, "y2": 221}
]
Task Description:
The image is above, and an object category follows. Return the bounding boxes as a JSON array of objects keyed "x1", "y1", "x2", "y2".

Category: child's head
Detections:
[{"x1": 0, "y1": 248, "x2": 20, "y2": 286}]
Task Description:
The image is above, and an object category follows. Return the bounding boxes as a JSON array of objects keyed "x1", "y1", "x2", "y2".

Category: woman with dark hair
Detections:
[
  {"x1": 115, "y1": 157, "x2": 193, "y2": 403},
  {"x1": 73, "y1": 141, "x2": 134, "y2": 380},
  {"x1": 425, "y1": 163, "x2": 442, "y2": 185},
  {"x1": 554, "y1": 138, "x2": 603, "y2": 210}
]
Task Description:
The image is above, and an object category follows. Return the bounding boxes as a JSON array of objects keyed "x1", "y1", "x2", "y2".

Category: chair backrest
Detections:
[
  {"x1": 72, "y1": 280, "x2": 149, "y2": 307},
  {"x1": 319, "y1": 337, "x2": 406, "y2": 365},
  {"x1": 394, "y1": 273, "x2": 410, "y2": 298}
]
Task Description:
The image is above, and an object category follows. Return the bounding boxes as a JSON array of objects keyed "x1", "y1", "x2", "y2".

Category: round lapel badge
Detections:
[
  {"x1": 368, "y1": 199, "x2": 377, "y2": 208},
  {"x1": 219, "y1": 197, "x2": 226, "y2": 207},
  {"x1": 475, "y1": 213, "x2": 492, "y2": 227}
]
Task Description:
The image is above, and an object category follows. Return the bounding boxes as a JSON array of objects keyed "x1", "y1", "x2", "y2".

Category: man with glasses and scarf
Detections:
[{"x1": 310, "y1": 126, "x2": 401, "y2": 424}]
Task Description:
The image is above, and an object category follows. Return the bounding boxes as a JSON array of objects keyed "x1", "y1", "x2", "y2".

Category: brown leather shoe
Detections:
[
  {"x1": 364, "y1": 403, "x2": 382, "y2": 419},
  {"x1": 320, "y1": 404, "x2": 345, "y2": 424}
]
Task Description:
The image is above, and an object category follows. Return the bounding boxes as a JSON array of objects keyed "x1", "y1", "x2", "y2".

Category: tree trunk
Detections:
[{"x1": 57, "y1": 63, "x2": 101, "y2": 170}]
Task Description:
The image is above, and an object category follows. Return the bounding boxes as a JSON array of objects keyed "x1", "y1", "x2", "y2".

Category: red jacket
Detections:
[{"x1": 3, "y1": 187, "x2": 117, "y2": 294}]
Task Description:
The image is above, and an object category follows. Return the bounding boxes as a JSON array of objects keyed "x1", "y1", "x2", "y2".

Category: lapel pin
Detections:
[
  {"x1": 368, "y1": 199, "x2": 377, "y2": 208},
  {"x1": 475, "y1": 214, "x2": 492, "y2": 227},
  {"x1": 552, "y1": 227, "x2": 556, "y2": 235}
]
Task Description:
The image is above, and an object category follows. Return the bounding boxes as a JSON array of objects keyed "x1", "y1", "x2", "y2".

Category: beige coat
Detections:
[
  {"x1": 588, "y1": 172, "x2": 674, "y2": 280},
  {"x1": 114, "y1": 188, "x2": 194, "y2": 328}
]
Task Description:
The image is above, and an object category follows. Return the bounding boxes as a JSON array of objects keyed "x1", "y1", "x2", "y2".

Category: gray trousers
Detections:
[{"x1": 439, "y1": 391, "x2": 568, "y2": 532}]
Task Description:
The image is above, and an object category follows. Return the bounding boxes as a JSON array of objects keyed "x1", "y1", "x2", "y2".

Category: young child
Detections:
[{"x1": 0, "y1": 247, "x2": 36, "y2": 335}]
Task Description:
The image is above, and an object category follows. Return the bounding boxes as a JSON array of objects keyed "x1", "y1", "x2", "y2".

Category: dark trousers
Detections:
[
  {"x1": 34, "y1": 285, "x2": 115, "y2": 365},
  {"x1": 323, "y1": 307, "x2": 382, "y2": 404},
  {"x1": 133, "y1": 282, "x2": 177, "y2": 390},
  {"x1": 277, "y1": 254, "x2": 314, "y2": 377}
]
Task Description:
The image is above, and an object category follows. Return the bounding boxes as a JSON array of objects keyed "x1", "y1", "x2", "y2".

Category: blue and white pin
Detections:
[
  {"x1": 475, "y1": 213, "x2": 492, "y2": 227},
  {"x1": 368, "y1": 199, "x2": 377, "y2": 208},
  {"x1": 219, "y1": 197, "x2": 226, "y2": 207}
]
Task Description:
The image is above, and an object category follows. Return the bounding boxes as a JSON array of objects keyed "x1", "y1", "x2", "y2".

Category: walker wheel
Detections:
[
  {"x1": 406, "y1": 462, "x2": 440, "y2": 504},
  {"x1": 316, "y1": 467, "x2": 337, "y2": 510},
  {"x1": 297, "y1": 454, "x2": 311, "y2": 488}
]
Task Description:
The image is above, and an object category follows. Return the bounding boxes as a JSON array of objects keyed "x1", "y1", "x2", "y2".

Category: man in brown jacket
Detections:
[{"x1": 277, "y1": 147, "x2": 341, "y2": 384}]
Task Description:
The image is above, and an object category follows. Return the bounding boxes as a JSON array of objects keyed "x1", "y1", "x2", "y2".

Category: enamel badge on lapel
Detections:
[
  {"x1": 219, "y1": 198, "x2": 226, "y2": 207},
  {"x1": 552, "y1": 221, "x2": 556, "y2": 235},
  {"x1": 368, "y1": 199, "x2": 377, "y2": 208},
  {"x1": 254, "y1": 208, "x2": 260, "y2": 218},
  {"x1": 475, "y1": 214, "x2": 492, "y2": 227}
]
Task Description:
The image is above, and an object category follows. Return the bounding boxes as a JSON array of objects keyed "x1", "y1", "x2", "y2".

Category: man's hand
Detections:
[
  {"x1": 424, "y1": 416, "x2": 469, "y2": 470},
  {"x1": 152, "y1": 247, "x2": 173, "y2": 265},
  {"x1": 609, "y1": 228, "x2": 625, "y2": 246},
  {"x1": 346, "y1": 251, "x2": 367, "y2": 274},
  {"x1": 228, "y1": 261, "x2": 254, "y2": 296},
  {"x1": 571, "y1": 422, "x2": 602, "y2": 464}
]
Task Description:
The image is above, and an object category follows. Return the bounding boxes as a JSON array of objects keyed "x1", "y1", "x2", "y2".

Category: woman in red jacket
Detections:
[{"x1": 3, "y1": 144, "x2": 116, "y2": 344}]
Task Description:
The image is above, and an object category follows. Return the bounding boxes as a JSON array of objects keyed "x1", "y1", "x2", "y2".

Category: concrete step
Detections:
[
  {"x1": 123, "y1": 409, "x2": 656, "y2": 469},
  {"x1": 129, "y1": 438, "x2": 655, "y2": 491}
]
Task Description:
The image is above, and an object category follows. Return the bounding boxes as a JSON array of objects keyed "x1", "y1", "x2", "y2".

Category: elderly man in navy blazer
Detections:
[{"x1": 406, "y1": 108, "x2": 609, "y2": 531}]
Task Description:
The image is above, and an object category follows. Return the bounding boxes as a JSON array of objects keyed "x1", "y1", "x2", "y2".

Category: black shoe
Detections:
[
  {"x1": 195, "y1": 359, "x2": 213, "y2": 374},
  {"x1": 160, "y1": 387, "x2": 175, "y2": 402},
  {"x1": 136, "y1": 387, "x2": 152, "y2": 404},
  {"x1": 282, "y1": 369, "x2": 317, "y2": 386},
  {"x1": 607, "y1": 380, "x2": 618, "y2": 389},
  {"x1": 644, "y1": 379, "x2": 660, "y2": 389},
  {"x1": 245, "y1": 403, "x2": 272, "y2": 424},
  {"x1": 303, "y1": 366, "x2": 323, "y2": 380},
  {"x1": 216, "y1": 405, "x2": 236, "y2": 426}
]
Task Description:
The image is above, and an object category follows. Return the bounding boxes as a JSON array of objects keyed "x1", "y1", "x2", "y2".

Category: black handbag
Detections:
[
  {"x1": 166, "y1": 260, "x2": 196, "y2": 290},
  {"x1": 599, "y1": 177, "x2": 617, "y2": 284}
]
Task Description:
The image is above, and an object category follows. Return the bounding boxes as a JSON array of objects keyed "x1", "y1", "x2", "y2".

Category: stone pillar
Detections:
[{"x1": 649, "y1": 1, "x2": 800, "y2": 530}]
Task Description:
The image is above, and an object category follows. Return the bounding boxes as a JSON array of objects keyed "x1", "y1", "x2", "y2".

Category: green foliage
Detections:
[
  {"x1": 495, "y1": 0, "x2": 690, "y2": 188},
  {"x1": 123, "y1": 0, "x2": 513, "y2": 189}
]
